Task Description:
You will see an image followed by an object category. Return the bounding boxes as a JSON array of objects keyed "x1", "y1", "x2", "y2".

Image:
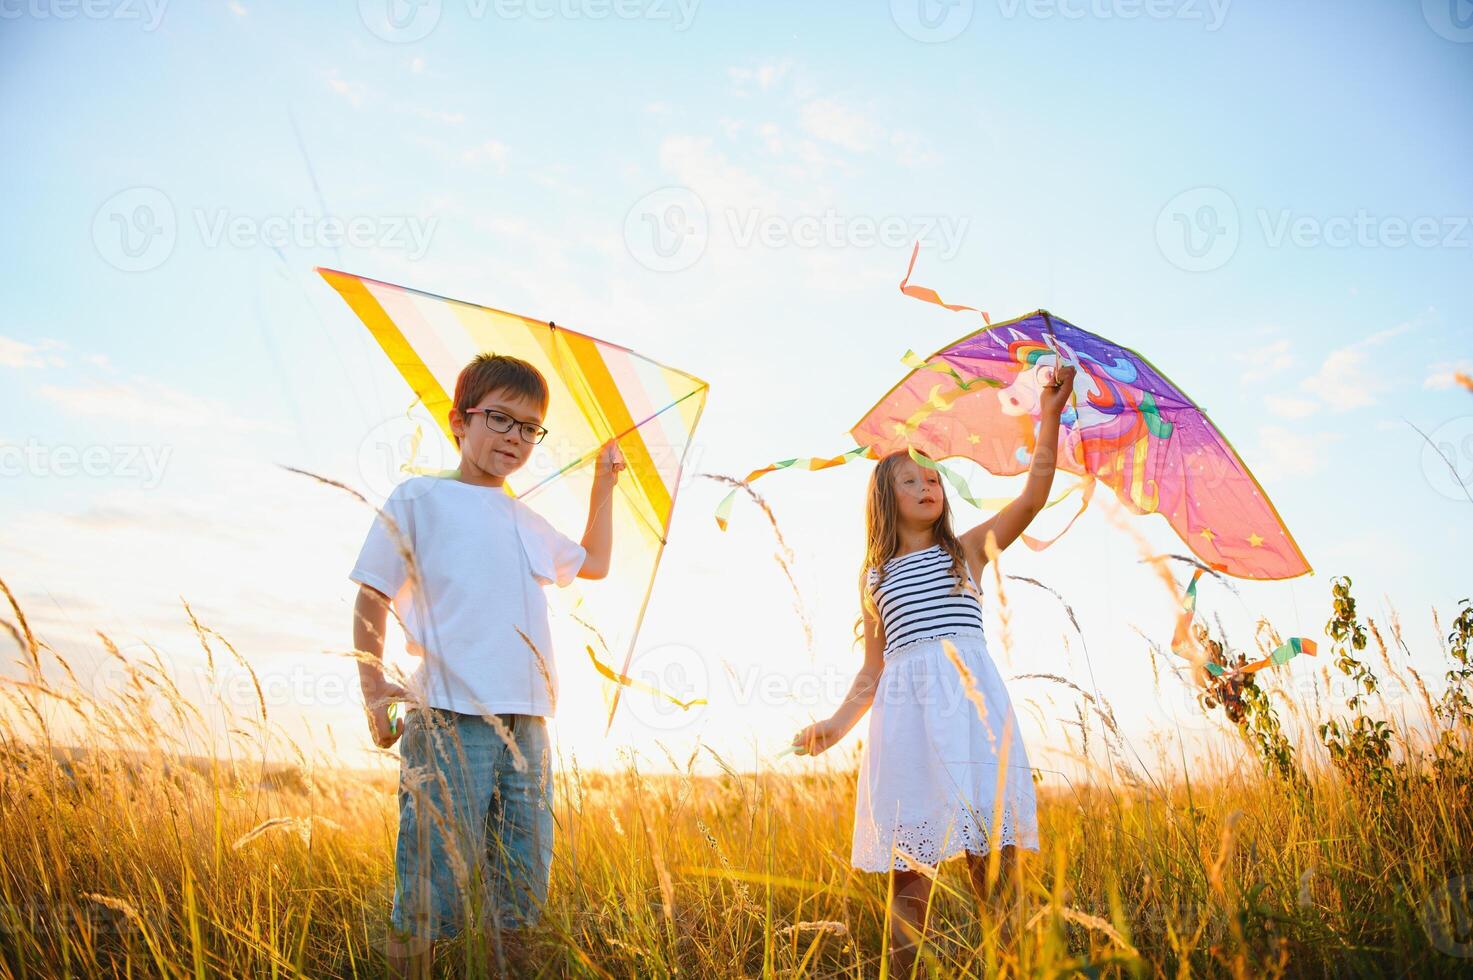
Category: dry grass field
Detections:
[{"x1": 1, "y1": 572, "x2": 1470, "y2": 978}]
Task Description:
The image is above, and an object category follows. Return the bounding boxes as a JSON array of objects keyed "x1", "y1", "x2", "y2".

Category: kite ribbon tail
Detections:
[
  {"x1": 1171, "y1": 567, "x2": 1207, "y2": 670},
  {"x1": 714, "y1": 446, "x2": 876, "y2": 530},
  {"x1": 899, "y1": 241, "x2": 991, "y2": 325},
  {"x1": 1238, "y1": 637, "x2": 1319, "y2": 674},
  {"x1": 396, "y1": 393, "x2": 466, "y2": 481},
  {"x1": 588, "y1": 646, "x2": 707, "y2": 711},
  {"x1": 1167, "y1": 564, "x2": 1317, "y2": 681},
  {"x1": 1017, "y1": 473, "x2": 1097, "y2": 552}
]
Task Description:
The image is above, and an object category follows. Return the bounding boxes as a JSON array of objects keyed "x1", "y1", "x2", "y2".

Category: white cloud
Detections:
[
  {"x1": 0, "y1": 336, "x2": 65, "y2": 369},
  {"x1": 323, "y1": 71, "x2": 365, "y2": 109},
  {"x1": 416, "y1": 107, "x2": 465, "y2": 125},
  {"x1": 1255, "y1": 425, "x2": 1342, "y2": 479},
  {"x1": 227, "y1": 1, "x2": 247, "y2": 15},
  {"x1": 1234, "y1": 337, "x2": 1293, "y2": 383},
  {"x1": 475, "y1": 216, "x2": 529, "y2": 238},
  {"x1": 757, "y1": 122, "x2": 782, "y2": 155},
  {"x1": 658, "y1": 135, "x2": 777, "y2": 214},
  {"x1": 1273, "y1": 317, "x2": 1424, "y2": 413},
  {"x1": 799, "y1": 98, "x2": 883, "y2": 153},
  {"x1": 718, "y1": 62, "x2": 934, "y2": 170},
  {"x1": 889, "y1": 129, "x2": 939, "y2": 168},
  {"x1": 1309, "y1": 347, "x2": 1381, "y2": 412},
  {"x1": 461, "y1": 139, "x2": 508, "y2": 174},
  {"x1": 728, "y1": 60, "x2": 791, "y2": 94},
  {"x1": 38, "y1": 380, "x2": 285, "y2": 434},
  {"x1": 410, "y1": 57, "x2": 425, "y2": 73},
  {"x1": 1424, "y1": 358, "x2": 1473, "y2": 391},
  {"x1": 530, "y1": 163, "x2": 580, "y2": 195},
  {"x1": 1264, "y1": 395, "x2": 1318, "y2": 419},
  {"x1": 783, "y1": 138, "x2": 846, "y2": 184},
  {"x1": 1359, "y1": 318, "x2": 1416, "y2": 348}
]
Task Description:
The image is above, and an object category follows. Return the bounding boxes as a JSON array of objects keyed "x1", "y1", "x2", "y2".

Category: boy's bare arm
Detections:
[
  {"x1": 578, "y1": 440, "x2": 625, "y2": 580},
  {"x1": 354, "y1": 584, "x2": 402, "y2": 747}
]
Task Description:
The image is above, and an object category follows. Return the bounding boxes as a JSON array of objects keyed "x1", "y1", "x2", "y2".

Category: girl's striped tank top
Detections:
[{"x1": 867, "y1": 544, "x2": 985, "y2": 658}]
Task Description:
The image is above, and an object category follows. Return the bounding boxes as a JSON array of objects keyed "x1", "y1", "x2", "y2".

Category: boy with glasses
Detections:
[{"x1": 350, "y1": 353, "x2": 624, "y2": 977}]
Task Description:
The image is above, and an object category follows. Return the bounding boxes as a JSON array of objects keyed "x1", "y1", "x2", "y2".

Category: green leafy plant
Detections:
[{"x1": 1318, "y1": 577, "x2": 1393, "y2": 793}]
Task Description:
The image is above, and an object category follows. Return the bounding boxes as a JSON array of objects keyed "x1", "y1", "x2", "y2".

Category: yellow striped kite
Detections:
[{"x1": 318, "y1": 268, "x2": 708, "y2": 733}]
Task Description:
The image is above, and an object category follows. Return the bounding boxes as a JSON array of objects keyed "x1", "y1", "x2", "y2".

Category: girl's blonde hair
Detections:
[{"x1": 859, "y1": 450, "x2": 973, "y2": 630}]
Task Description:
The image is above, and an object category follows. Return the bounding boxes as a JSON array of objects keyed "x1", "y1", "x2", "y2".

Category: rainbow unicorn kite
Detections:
[{"x1": 722, "y1": 246, "x2": 1311, "y2": 583}]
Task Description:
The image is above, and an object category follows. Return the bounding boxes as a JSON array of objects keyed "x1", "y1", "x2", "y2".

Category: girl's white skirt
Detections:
[{"x1": 851, "y1": 629, "x2": 1041, "y2": 872}]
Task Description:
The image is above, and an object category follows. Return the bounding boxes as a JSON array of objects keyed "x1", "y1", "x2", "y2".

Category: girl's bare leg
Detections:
[
  {"x1": 965, "y1": 845, "x2": 1023, "y2": 951},
  {"x1": 888, "y1": 868, "x2": 934, "y2": 978}
]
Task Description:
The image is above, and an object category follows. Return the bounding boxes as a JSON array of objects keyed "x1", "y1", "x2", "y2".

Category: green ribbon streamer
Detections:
[
  {"x1": 1203, "y1": 637, "x2": 1313, "y2": 678},
  {"x1": 900, "y1": 350, "x2": 1000, "y2": 392},
  {"x1": 905, "y1": 445, "x2": 1086, "y2": 515}
]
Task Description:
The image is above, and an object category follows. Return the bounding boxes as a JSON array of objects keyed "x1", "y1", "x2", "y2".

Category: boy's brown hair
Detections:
[{"x1": 452, "y1": 353, "x2": 550, "y2": 448}]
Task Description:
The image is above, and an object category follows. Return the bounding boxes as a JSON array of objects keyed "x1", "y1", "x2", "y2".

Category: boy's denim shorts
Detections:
[{"x1": 390, "y1": 706, "x2": 554, "y2": 940}]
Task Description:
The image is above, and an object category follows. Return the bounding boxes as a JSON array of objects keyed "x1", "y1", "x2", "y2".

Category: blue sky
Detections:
[{"x1": 2, "y1": 0, "x2": 1470, "y2": 774}]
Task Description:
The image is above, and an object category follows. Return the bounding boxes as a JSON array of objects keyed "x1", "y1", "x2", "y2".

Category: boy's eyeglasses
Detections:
[{"x1": 464, "y1": 409, "x2": 549, "y2": 444}]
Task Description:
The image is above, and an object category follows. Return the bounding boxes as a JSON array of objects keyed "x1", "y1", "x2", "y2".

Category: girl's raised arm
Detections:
[{"x1": 959, "y1": 364, "x2": 1076, "y2": 571}]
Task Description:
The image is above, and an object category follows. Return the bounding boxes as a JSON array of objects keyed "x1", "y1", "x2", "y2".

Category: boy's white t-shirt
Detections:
[{"x1": 349, "y1": 475, "x2": 586, "y2": 717}]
